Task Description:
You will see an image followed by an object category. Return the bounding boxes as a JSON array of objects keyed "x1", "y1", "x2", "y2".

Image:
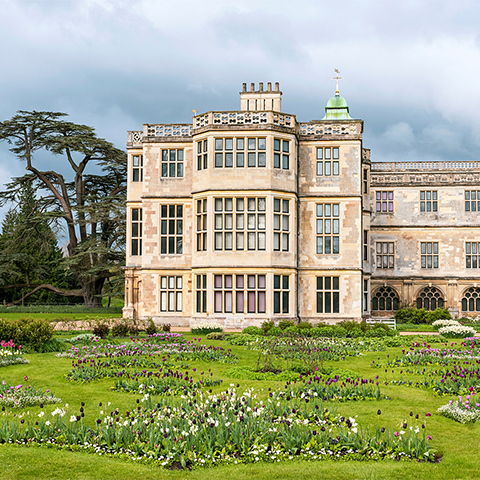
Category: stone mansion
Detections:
[{"x1": 123, "y1": 82, "x2": 480, "y2": 327}]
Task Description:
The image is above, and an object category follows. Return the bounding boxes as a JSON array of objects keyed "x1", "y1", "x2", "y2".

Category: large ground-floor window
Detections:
[
  {"x1": 462, "y1": 287, "x2": 480, "y2": 312},
  {"x1": 416, "y1": 287, "x2": 444, "y2": 310},
  {"x1": 372, "y1": 286, "x2": 399, "y2": 311}
]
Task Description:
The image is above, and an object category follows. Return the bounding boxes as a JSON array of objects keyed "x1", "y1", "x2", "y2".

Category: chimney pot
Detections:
[
  {"x1": 275, "y1": 82, "x2": 279, "y2": 91},
  {"x1": 267, "y1": 82, "x2": 272, "y2": 91},
  {"x1": 242, "y1": 83, "x2": 247, "y2": 92},
  {"x1": 250, "y1": 83, "x2": 255, "y2": 92}
]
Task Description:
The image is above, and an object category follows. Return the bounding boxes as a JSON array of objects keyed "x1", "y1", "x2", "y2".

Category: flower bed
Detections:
[
  {"x1": 432, "y1": 319, "x2": 460, "y2": 330},
  {"x1": 191, "y1": 322, "x2": 223, "y2": 335},
  {"x1": 0, "y1": 382, "x2": 61, "y2": 408},
  {"x1": 0, "y1": 340, "x2": 28, "y2": 367},
  {"x1": 438, "y1": 395, "x2": 480, "y2": 423},
  {"x1": 57, "y1": 338, "x2": 238, "y2": 364},
  {"x1": 438, "y1": 324, "x2": 476, "y2": 338},
  {"x1": 0, "y1": 388, "x2": 436, "y2": 467}
]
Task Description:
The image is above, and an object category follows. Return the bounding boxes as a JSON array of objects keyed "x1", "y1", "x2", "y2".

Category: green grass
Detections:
[
  {"x1": 0, "y1": 312, "x2": 122, "y2": 322},
  {"x1": 396, "y1": 324, "x2": 435, "y2": 332},
  {"x1": 0, "y1": 333, "x2": 479, "y2": 479}
]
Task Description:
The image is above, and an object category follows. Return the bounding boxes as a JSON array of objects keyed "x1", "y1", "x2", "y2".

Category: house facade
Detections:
[{"x1": 123, "y1": 82, "x2": 480, "y2": 327}]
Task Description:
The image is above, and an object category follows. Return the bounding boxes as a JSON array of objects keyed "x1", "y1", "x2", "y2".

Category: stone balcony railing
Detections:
[
  {"x1": 127, "y1": 112, "x2": 364, "y2": 146},
  {"x1": 372, "y1": 161, "x2": 480, "y2": 171},
  {"x1": 298, "y1": 121, "x2": 362, "y2": 137},
  {"x1": 194, "y1": 110, "x2": 295, "y2": 129}
]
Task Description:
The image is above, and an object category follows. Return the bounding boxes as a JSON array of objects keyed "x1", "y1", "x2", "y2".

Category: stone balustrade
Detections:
[
  {"x1": 372, "y1": 161, "x2": 480, "y2": 171},
  {"x1": 194, "y1": 110, "x2": 295, "y2": 129}
]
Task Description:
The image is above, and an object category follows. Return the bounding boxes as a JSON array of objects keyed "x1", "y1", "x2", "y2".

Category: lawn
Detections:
[{"x1": 0, "y1": 330, "x2": 480, "y2": 480}]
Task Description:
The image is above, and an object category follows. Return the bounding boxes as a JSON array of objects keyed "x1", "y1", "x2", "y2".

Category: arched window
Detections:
[
  {"x1": 416, "y1": 287, "x2": 444, "y2": 311},
  {"x1": 372, "y1": 286, "x2": 400, "y2": 311},
  {"x1": 462, "y1": 287, "x2": 480, "y2": 312}
]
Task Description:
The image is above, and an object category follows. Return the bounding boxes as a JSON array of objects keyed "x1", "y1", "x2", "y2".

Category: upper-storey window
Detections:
[
  {"x1": 132, "y1": 155, "x2": 143, "y2": 182},
  {"x1": 376, "y1": 191, "x2": 393, "y2": 212},
  {"x1": 162, "y1": 149, "x2": 184, "y2": 178},
  {"x1": 196, "y1": 199, "x2": 207, "y2": 252},
  {"x1": 421, "y1": 242, "x2": 438, "y2": 268},
  {"x1": 214, "y1": 197, "x2": 266, "y2": 251},
  {"x1": 376, "y1": 242, "x2": 394, "y2": 268},
  {"x1": 197, "y1": 140, "x2": 208, "y2": 170},
  {"x1": 316, "y1": 204, "x2": 340, "y2": 254},
  {"x1": 466, "y1": 242, "x2": 480, "y2": 268},
  {"x1": 274, "y1": 139, "x2": 290, "y2": 169},
  {"x1": 465, "y1": 191, "x2": 480, "y2": 212},
  {"x1": 131, "y1": 208, "x2": 142, "y2": 256},
  {"x1": 363, "y1": 169, "x2": 368, "y2": 194},
  {"x1": 274, "y1": 198, "x2": 290, "y2": 251},
  {"x1": 420, "y1": 191, "x2": 437, "y2": 212},
  {"x1": 316, "y1": 147, "x2": 339, "y2": 176},
  {"x1": 160, "y1": 205, "x2": 183, "y2": 254},
  {"x1": 247, "y1": 137, "x2": 266, "y2": 167}
]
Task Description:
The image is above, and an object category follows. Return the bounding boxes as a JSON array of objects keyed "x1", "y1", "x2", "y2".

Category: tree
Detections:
[
  {"x1": 0, "y1": 183, "x2": 81, "y2": 305},
  {"x1": 0, "y1": 111, "x2": 126, "y2": 307}
]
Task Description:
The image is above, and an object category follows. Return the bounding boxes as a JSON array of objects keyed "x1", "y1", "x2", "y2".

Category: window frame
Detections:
[
  {"x1": 420, "y1": 190, "x2": 438, "y2": 212},
  {"x1": 420, "y1": 241, "x2": 439, "y2": 269},
  {"x1": 316, "y1": 147, "x2": 339, "y2": 176},
  {"x1": 132, "y1": 154, "x2": 143, "y2": 182},
  {"x1": 316, "y1": 276, "x2": 340, "y2": 314},
  {"x1": 159, "y1": 275, "x2": 183, "y2": 313},
  {"x1": 316, "y1": 203, "x2": 340, "y2": 254},
  {"x1": 161, "y1": 149, "x2": 184, "y2": 178},
  {"x1": 375, "y1": 191, "x2": 394, "y2": 213},
  {"x1": 131, "y1": 207, "x2": 142, "y2": 256},
  {"x1": 160, "y1": 204, "x2": 183, "y2": 255}
]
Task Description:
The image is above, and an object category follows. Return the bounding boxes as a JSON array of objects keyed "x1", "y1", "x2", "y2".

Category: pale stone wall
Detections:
[{"x1": 370, "y1": 163, "x2": 480, "y2": 318}]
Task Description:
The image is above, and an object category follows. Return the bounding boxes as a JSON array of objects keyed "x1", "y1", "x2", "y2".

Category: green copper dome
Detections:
[{"x1": 322, "y1": 93, "x2": 352, "y2": 120}]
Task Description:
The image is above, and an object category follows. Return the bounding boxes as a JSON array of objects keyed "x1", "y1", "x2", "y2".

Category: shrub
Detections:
[
  {"x1": 332, "y1": 326, "x2": 347, "y2": 337},
  {"x1": 161, "y1": 323, "x2": 171, "y2": 333},
  {"x1": 261, "y1": 320, "x2": 275, "y2": 334},
  {"x1": 346, "y1": 327, "x2": 363, "y2": 338},
  {"x1": 191, "y1": 322, "x2": 223, "y2": 335},
  {"x1": 267, "y1": 327, "x2": 282, "y2": 336},
  {"x1": 227, "y1": 333, "x2": 255, "y2": 345},
  {"x1": 284, "y1": 326, "x2": 300, "y2": 334},
  {"x1": 206, "y1": 332, "x2": 226, "y2": 340},
  {"x1": 425, "y1": 307, "x2": 452, "y2": 324},
  {"x1": 394, "y1": 308, "x2": 427, "y2": 325},
  {"x1": 365, "y1": 327, "x2": 387, "y2": 337},
  {"x1": 0, "y1": 317, "x2": 54, "y2": 351},
  {"x1": 339, "y1": 320, "x2": 361, "y2": 332},
  {"x1": 111, "y1": 322, "x2": 129, "y2": 337},
  {"x1": 92, "y1": 322, "x2": 110, "y2": 339},
  {"x1": 315, "y1": 326, "x2": 334, "y2": 337},
  {"x1": 242, "y1": 326, "x2": 263, "y2": 336},
  {"x1": 297, "y1": 321, "x2": 313, "y2": 330},
  {"x1": 128, "y1": 324, "x2": 140, "y2": 336},
  {"x1": 145, "y1": 319, "x2": 157, "y2": 336},
  {"x1": 278, "y1": 319, "x2": 296, "y2": 330}
]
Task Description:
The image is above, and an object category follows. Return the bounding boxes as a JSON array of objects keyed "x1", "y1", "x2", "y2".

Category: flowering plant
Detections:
[
  {"x1": 438, "y1": 324, "x2": 476, "y2": 339},
  {"x1": 438, "y1": 395, "x2": 480, "y2": 423},
  {"x1": 432, "y1": 319, "x2": 460, "y2": 330},
  {"x1": 191, "y1": 322, "x2": 223, "y2": 335},
  {"x1": 0, "y1": 381, "x2": 61, "y2": 408},
  {"x1": 0, "y1": 340, "x2": 27, "y2": 367}
]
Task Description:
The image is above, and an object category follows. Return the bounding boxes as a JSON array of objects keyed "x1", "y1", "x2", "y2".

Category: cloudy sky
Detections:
[{"x1": 1, "y1": 0, "x2": 480, "y2": 221}]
